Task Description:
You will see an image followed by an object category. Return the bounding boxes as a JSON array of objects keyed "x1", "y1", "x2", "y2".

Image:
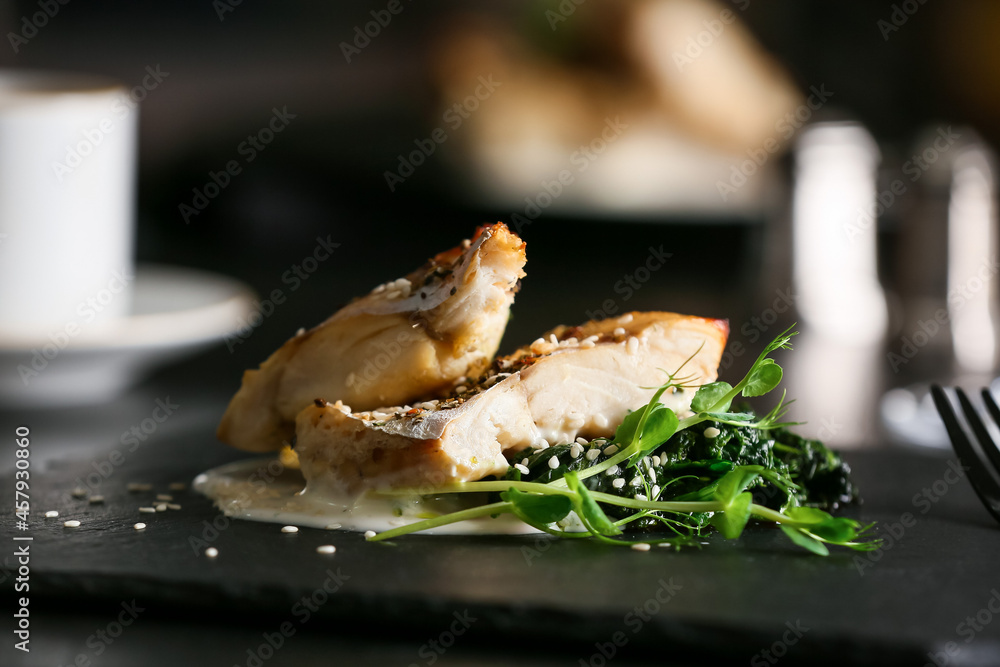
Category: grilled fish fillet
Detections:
[
  {"x1": 218, "y1": 223, "x2": 527, "y2": 453},
  {"x1": 296, "y1": 312, "x2": 728, "y2": 497}
]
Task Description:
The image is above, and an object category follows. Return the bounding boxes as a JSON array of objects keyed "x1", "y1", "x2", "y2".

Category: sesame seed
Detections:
[
  {"x1": 652, "y1": 455, "x2": 661, "y2": 467},
  {"x1": 567, "y1": 416, "x2": 585, "y2": 429},
  {"x1": 281, "y1": 525, "x2": 299, "y2": 534},
  {"x1": 71, "y1": 488, "x2": 87, "y2": 499},
  {"x1": 581, "y1": 340, "x2": 595, "y2": 349},
  {"x1": 514, "y1": 464, "x2": 530, "y2": 475},
  {"x1": 657, "y1": 542, "x2": 672, "y2": 548},
  {"x1": 155, "y1": 504, "x2": 168, "y2": 512},
  {"x1": 631, "y1": 543, "x2": 651, "y2": 552},
  {"x1": 134, "y1": 523, "x2": 146, "y2": 531},
  {"x1": 704, "y1": 427, "x2": 721, "y2": 438},
  {"x1": 455, "y1": 385, "x2": 468, "y2": 394},
  {"x1": 651, "y1": 485, "x2": 661, "y2": 497},
  {"x1": 549, "y1": 333, "x2": 558, "y2": 345},
  {"x1": 612, "y1": 478, "x2": 626, "y2": 489},
  {"x1": 156, "y1": 494, "x2": 173, "y2": 501},
  {"x1": 205, "y1": 547, "x2": 219, "y2": 558},
  {"x1": 44, "y1": 511, "x2": 59, "y2": 518},
  {"x1": 364, "y1": 530, "x2": 377, "y2": 539},
  {"x1": 648, "y1": 469, "x2": 657, "y2": 484},
  {"x1": 603, "y1": 445, "x2": 619, "y2": 456},
  {"x1": 547, "y1": 456, "x2": 559, "y2": 470},
  {"x1": 325, "y1": 523, "x2": 342, "y2": 530},
  {"x1": 594, "y1": 414, "x2": 609, "y2": 428},
  {"x1": 167, "y1": 503, "x2": 181, "y2": 510},
  {"x1": 626, "y1": 337, "x2": 639, "y2": 355},
  {"x1": 605, "y1": 465, "x2": 619, "y2": 476},
  {"x1": 700, "y1": 541, "x2": 710, "y2": 545},
  {"x1": 168, "y1": 482, "x2": 186, "y2": 491},
  {"x1": 88, "y1": 495, "x2": 104, "y2": 504},
  {"x1": 576, "y1": 437, "x2": 588, "y2": 445},
  {"x1": 635, "y1": 493, "x2": 648, "y2": 501},
  {"x1": 628, "y1": 476, "x2": 641, "y2": 487},
  {"x1": 127, "y1": 482, "x2": 153, "y2": 492},
  {"x1": 569, "y1": 443, "x2": 583, "y2": 458},
  {"x1": 63, "y1": 520, "x2": 80, "y2": 528},
  {"x1": 520, "y1": 458, "x2": 529, "y2": 466},
  {"x1": 618, "y1": 313, "x2": 634, "y2": 325},
  {"x1": 138, "y1": 507, "x2": 157, "y2": 513},
  {"x1": 613, "y1": 327, "x2": 626, "y2": 336},
  {"x1": 532, "y1": 338, "x2": 545, "y2": 346},
  {"x1": 316, "y1": 545, "x2": 336, "y2": 555},
  {"x1": 586, "y1": 448, "x2": 601, "y2": 461}
]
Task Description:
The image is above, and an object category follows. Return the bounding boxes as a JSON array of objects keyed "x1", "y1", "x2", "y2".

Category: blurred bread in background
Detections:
[{"x1": 430, "y1": 0, "x2": 803, "y2": 217}]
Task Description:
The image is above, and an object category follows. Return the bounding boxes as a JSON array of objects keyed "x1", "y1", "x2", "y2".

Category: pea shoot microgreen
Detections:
[{"x1": 367, "y1": 326, "x2": 881, "y2": 555}]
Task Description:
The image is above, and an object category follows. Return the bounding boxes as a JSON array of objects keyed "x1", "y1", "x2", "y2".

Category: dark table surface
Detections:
[{"x1": 3, "y1": 382, "x2": 999, "y2": 667}]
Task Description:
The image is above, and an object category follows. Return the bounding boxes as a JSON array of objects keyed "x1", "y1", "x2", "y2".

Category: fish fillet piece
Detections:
[
  {"x1": 218, "y1": 223, "x2": 526, "y2": 453},
  {"x1": 295, "y1": 311, "x2": 728, "y2": 496}
]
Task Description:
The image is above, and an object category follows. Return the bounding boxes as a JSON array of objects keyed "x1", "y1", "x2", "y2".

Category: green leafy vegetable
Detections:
[
  {"x1": 365, "y1": 326, "x2": 880, "y2": 556},
  {"x1": 502, "y1": 488, "x2": 572, "y2": 526}
]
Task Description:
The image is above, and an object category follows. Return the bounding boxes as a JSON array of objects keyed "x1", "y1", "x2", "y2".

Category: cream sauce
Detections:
[{"x1": 193, "y1": 457, "x2": 540, "y2": 535}]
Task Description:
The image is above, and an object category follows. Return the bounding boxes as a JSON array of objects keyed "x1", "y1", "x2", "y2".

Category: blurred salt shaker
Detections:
[
  {"x1": 783, "y1": 122, "x2": 889, "y2": 446},
  {"x1": 0, "y1": 70, "x2": 136, "y2": 333}
]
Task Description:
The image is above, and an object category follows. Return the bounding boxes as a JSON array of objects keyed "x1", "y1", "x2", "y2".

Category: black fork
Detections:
[{"x1": 930, "y1": 385, "x2": 1000, "y2": 524}]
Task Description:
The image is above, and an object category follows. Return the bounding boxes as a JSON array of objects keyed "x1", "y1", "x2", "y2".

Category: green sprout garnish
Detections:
[{"x1": 366, "y1": 326, "x2": 881, "y2": 555}]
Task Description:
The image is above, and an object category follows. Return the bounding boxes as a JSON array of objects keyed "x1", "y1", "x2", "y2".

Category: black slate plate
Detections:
[{"x1": 4, "y1": 425, "x2": 1000, "y2": 667}]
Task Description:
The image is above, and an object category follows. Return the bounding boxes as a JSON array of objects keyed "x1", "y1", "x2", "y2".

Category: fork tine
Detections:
[
  {"x1": 982, "y1": 389, "x2": 1000, "y2": 433},
  {"x1": 930, "y1": 385, "x2": 1000, "y2": 523},
  {"x1": 956, "y1": 388, "x2": 1000, "y2": 476},
  {"x1": 977, "y1": 389, "x2": 1000, "y2": 474}
]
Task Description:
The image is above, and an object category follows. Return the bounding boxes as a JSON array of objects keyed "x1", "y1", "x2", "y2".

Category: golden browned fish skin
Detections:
[
  {"x1": 217, "y1": 223, "x2": 526, "y2": 453},
  {"x1": 295, "y1": 311, "x2": 728, "y2": 497}
]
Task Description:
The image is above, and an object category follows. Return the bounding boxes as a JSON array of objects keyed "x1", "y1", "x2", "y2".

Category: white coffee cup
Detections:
[{"x1": 0, "y1": 69, "x2": 136, "y2": 334}]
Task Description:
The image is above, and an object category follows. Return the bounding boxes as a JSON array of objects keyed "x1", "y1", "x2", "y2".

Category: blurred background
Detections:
[{"x1": 3, "y1": 0, "x2": 999, "y2": 450}]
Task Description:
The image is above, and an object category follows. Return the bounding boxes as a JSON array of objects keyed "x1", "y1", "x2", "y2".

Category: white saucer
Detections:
[{"x1": 0, "y1": 264, "x2": 255, "y2": 407}]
